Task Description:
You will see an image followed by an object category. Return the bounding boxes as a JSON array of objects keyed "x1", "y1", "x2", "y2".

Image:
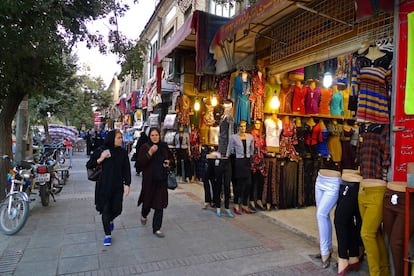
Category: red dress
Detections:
[
  {"x1": 279, "y1": 119, "x2": 299, "y2": 161},
  {"x1": 250, "y1": 129, "x2": 267, "y2": 176}
]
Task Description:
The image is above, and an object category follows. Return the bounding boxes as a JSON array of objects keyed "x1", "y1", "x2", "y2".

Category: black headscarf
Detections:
[
  {"x1": 104, "y1": 130, "x2": 120, "y2": 149},
  {"x1": 148, "y1": 127, "x2": 168, "y2": 181}
]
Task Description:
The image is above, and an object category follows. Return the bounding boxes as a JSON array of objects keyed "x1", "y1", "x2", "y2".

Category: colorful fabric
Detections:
[
  {"x1": 279, "y1": 119, "x2": 299, "y2": 161},
  {"x1": 250, "y1": 129, "x2": 267, "y2": 175},
  {"x1": 357, "y1": 123, "x2": 390, "y2": 179},
  {"x1": 279, "y1": 85, "x2": 294, "y2": 113},
  {"x1": 352, "y1": 51, "x2": 393, "y2": 124},
  {"x1": 305, "y1": 87, "x2": 321, "y2": 114},
  {"x1": 330, "y1": 91, "x2": 344, "y2": 116},
  {"x1": 406, "y1": 12, "x2": 414, "y2": 114},
  {"x1": 231, "y1": 75, "x2": 251, "y2": 126},
  {"x1": 250, "y1": 72, "x2": 265, "y2": 121},
  {"x1": 292, "y1": 85, "x2": 307, "y2": 115},
  {"x1": 319, "y1": 88, "x2": 333, "y2": 115}
]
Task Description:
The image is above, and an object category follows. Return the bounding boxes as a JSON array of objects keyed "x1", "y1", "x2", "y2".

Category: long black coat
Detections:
[
  {"x1": 86, "y1": 132, "x2": 131, "y2": 213},
  {"x1": 137, "y1": 142, "x2": 172, "y2": 210}
]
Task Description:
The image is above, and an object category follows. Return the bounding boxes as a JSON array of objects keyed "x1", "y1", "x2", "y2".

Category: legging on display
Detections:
[
  {"x1": 383, "y1": 182, "x2": 414, "y2": 276},
  {"x1": 358, "y1": 180, "x2": 390, "y2": 276},
  {"x1": 315, "y1": 170, "x2": 341, "y2": 257},
  {"x1": 334, "y1": 179, "x2": 361, "y2": 259},
  {"x1": 214, "y1": 159, "x2": 232, "y2": 209}
]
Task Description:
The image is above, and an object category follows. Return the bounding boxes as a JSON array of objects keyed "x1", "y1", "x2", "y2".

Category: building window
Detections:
[
  {"x1": 165, "y1": 6, "x2": 176, "y2": 26},
  {"x1": 148, "y1": 35, "x2": 158, "y2": 79},
  {"x1": 209, "y1": 0, "x2": 236, "y2": 17},
  {"x1": 163, "y1": 28, "x2": 174, "y2": 44}
]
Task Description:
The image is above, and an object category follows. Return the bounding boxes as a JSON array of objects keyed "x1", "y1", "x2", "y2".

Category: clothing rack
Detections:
[{"x1": 236, "y1": 65, "x2": 257, "y2": 71}]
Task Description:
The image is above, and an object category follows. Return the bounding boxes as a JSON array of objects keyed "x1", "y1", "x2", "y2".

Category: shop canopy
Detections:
[
  {"x1": 154, "y1": 10, "x2": 230, "y2": 75},
  {"x1": 209, "y1": 0, "x2": 299, "y2": 74}
]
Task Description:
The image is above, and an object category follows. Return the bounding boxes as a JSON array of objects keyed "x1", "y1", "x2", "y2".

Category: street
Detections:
[{"x1": 0, "y1": 152, "x2": 367, "y2": 275}]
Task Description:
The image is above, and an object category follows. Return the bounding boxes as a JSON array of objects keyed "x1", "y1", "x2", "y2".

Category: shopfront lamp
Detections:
[
  {"x1": 194, "y1": 98, "x2": 201, "y2": 111},
  {"x1": 323, "y1": 72, "x2": 333, "y2": 88},
  {"x1": 211, "y1": 95, "x2": 218, "y2": 107},
  {"x1": 270, "y1": 94, "x2": 280, "y2": 110}
]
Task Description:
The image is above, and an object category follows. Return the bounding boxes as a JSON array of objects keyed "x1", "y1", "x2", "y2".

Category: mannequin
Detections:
[
  {"x1": 226, "y1": 120, "x2": 254, "y2": 215},
  {"x1": 317, "y1": 120, "x2": 330, "y2": 158},
  {"x1": 292, "y1": 80, "x2": 307, "y2": 115},
  {"x1": 175, "y1": 125, "x2": 191, "y2": 182},
  {"x1": 319, "y1": 86, "x2": 333, "y2": 115},
  {"x1": 294, "y1": 117, "x2": 306, "y2": 157},
  {"x1": 189, "y1": 124, "x2": 201, "y2": 181},
  {"x1": 315, "y1": 169, "x2": 342, "y2": 269},
  {"x1": 304, "y1": 117, "x2": 322, "y2": 158},
  {"x1": 279, "y1": 115, "x2": 299, "y2": 161},
  {"x1": 358, "y1": 179, "x2": 390, "y2": 275},
  {"x1": 264, "y1": 113, "x2": 283, "y2": 153},
  {"x1": 264, "y1": 75, "x2": 280, "y2": 113},
  {"x1": 383, "y1": 181, "x2": 414, "y2": 276},
  {"x1": 249, "y1": 119, "x2": 267, "y2": 211},
  {"x1": 353, "y1": 42, "x2": 393, "y2": 124},
  {"x1": 334, "y1": 173, "x2": 363, "y2": 275},
  {"x1": 330, "y1": 85, "x2": 344, "y2": 116},
  {"x1": 175, "y1": 94, "x2": 191, "y2": 126},
  {"x1": 327, "y1": 119, "x2": 342, "y2": 163},
  {"x1": 203, "y1": 101, "x2": 215, "y2": 126},
  {"x1": 218, "y1": 101, "x2": 234, "y2": 155},
  {"x1": 232, "y1": 71, "x2": 251, "y2": 126},
  {"x1": 214, "y1": 101, "x2": 234, "y2": 218},
  {"x1": 279, "y1": 78, "x2": 293, "y2": 113},
  {"x1": 341, "y1": 120, "x2": 356, "y2": 169},
  {"x1": 305, "y1": 80, "x2": 321, "y2": 114},
  {"x1": 250, "y1": 69, "x2": 265, "y2": 121}
]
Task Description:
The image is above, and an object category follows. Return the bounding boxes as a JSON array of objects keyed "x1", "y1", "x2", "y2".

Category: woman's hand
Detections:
[
  {"x1": 124, "y1": 185, "x2": 130, "y2": 196},
  {"x1": 163, "y1": 160, "x2": 170, "y2": 168},
  {"x1": 148, "y1": 144, "x2": 158, "y2": 156}
]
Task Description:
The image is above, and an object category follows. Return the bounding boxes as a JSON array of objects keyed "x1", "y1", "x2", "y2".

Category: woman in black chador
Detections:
[{"x1": 86, "y1": 130, "x2": 131, "y2": 246}]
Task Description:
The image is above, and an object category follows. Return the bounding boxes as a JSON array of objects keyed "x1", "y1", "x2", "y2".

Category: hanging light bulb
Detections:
[
  {"x1": 194, "y1": 98, "x2": 200, "y2": 111},
  {"x1": 270, "y1": 94, "x2": 280, "y2": 110},
  {"x1": 323, "y1": 72, "x2": 333, "y2": 88},
  {"x1": 211, "y1": 94, "x2": 218, "y2": 107}
]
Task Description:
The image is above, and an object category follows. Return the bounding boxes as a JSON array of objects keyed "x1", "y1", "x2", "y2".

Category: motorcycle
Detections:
[
  {"x1": 0, "y1": 156, "x2": 31, "y2": 235},
  {"x1": 34, "y1": 161, "x2": 55, "y2": 206}
]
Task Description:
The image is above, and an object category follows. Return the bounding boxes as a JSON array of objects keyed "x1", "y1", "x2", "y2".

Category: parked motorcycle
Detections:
[{"x1": 0, "y1": 156, "x2": 31, "y2": 235}]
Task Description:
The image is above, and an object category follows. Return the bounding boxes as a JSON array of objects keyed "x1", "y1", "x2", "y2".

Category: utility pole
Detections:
[{"x1": 15, "y1": 95, "x2": 30, "y2": 163}]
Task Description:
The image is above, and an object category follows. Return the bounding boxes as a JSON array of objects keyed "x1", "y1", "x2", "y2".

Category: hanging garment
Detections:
[{"x1": 232, "y1": 74, "x2": 251, "y2": 126}]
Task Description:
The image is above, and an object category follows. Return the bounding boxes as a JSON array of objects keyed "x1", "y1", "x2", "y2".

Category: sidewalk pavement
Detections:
[{"x1": 0, "y1": 152, "x2": 369, "y2": 275}]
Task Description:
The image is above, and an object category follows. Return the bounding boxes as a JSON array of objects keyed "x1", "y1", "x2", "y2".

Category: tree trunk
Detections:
[{"x1": 0, "y1": 92, "x2": 25, "y2": 199}]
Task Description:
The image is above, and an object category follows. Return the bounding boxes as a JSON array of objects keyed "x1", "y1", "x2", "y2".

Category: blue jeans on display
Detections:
[{"x1": 315, "y1": 172, "x2": 341, "y2": 257}]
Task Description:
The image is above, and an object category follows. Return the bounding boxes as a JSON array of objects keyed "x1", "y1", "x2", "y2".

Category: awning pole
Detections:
[{"x1": 295, "y1": 3, "x2": 353, "y2": 27}]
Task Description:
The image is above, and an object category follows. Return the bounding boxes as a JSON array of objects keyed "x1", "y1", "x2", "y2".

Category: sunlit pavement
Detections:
[{"x1": 0, "y1": 151, "x2": 369, "y2": 275}]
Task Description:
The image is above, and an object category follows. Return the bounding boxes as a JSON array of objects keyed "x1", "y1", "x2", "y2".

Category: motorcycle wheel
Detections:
[
  {"x1": 39, "y1": 185, "x2": 50, "y2": 206},
  {"x1": 51, "y1": 177, "x2": 63, "y2": 195},
  {"x1": 0, "y1": 195, "x2": 30, "y2": 235}
]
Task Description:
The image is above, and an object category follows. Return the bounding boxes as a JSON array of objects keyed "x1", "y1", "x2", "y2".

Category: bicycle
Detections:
[{"x1": 0, "y1": 155, "x2": 30, "y2": 235}]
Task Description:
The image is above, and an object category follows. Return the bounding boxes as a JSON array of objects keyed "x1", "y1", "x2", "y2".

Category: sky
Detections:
[{"x1": 73, "y1": 0, "x2": 157, "y2": 87}]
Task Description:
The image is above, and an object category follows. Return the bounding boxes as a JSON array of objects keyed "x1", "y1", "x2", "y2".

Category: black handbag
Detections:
[
  {"x1": 167, "y1": 172, "x2": 178, "y2": 190},
  {"x1": 87, "y1": 166, "x2": 102, "y2": 181}
]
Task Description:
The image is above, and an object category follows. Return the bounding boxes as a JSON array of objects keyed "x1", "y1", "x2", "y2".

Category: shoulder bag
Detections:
[
  {"x1": 87, "y1": 165, "x2": 102, "y2": 181},
  {"x1": 167, "y1": 171, "x2": 177, "y2": 190}
]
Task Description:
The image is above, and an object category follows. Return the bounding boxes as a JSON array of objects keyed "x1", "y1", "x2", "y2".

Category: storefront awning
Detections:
[
  {"x1": 154, "y1": 10, "x2": 230, "y2": 75},
  {"x1": 209, "y1": 0, "x2": 298, "y2": 74}
]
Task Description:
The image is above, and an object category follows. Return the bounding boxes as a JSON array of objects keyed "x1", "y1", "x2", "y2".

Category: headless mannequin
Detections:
[
  {"x1": 264, "y1": 75, "x2": 280, "y2": 113},
  {"x1": 250, "y1": 120, "x2": 266, "y2": 211},
  {"x1": 279, "y1": 78, "x2": 293, "y2": 113},
  {"x1": 265, "y1": 113, "x2": 282, "y2": 153}
]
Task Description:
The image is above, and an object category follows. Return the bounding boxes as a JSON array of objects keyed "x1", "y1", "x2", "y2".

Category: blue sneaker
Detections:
[
  {"x1": 103, "y1": 236, "x2": 111, "y2": 246},
  {"x1": 225, "y1": 210, "x2": 234, "y2": 218},
  {"x1": 110, "y1": 221, "x2": 114, "y2": 232},
  {"x1": 216, "y1": 210, "x2": 221, "y2": 217}
]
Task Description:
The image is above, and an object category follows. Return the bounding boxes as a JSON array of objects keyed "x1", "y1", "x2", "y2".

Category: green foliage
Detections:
[
  {"x1": 118, "y1": 40, "x2": 149, "y2": 81},
  {"x1": 0, "y1": 0, "x2": 134, "y2": 199}
]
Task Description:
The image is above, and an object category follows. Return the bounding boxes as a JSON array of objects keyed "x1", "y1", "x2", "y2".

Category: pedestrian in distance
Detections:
[
  {"x1": 86, "y1": 129, "x2": 131, "y2": 246},
  {"x1": 63, "y1": 137, "x2": 73, "y2": 168},
  {"x1": 137, "y1": 127, "x2": 174, "y2": 238},
  {"x1": 134, "y1": 125, "x2": 149, "y2": 175}
]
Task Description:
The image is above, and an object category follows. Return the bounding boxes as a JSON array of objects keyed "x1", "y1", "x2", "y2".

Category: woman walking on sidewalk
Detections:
[
  {"x1": 137, "y1": 127, "x2": 174, "y2": 238},
  {"x1": 86, "y1": 130, "x2": 131, "y2": 246}
]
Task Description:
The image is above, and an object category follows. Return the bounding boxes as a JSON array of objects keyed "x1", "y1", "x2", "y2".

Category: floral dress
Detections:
[
  {"x1": 250, "y1": 129, "x2": 267, "y2": 176},
  {"x1": 279, "y1": 119, "x2": 300, "y2": 161}
]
